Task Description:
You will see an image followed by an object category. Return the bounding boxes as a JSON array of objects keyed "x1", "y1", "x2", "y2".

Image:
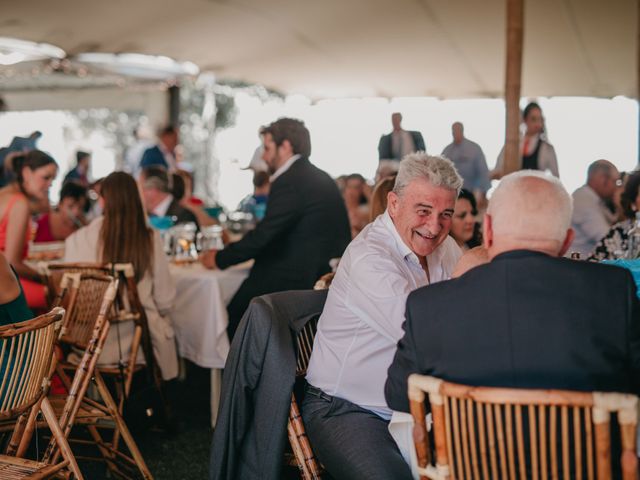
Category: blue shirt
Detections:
[{"x1": 442, "y1": 138, "x2": 490, "y2": 193}]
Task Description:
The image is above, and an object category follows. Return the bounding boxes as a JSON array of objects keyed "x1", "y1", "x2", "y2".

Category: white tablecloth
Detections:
[{"x1": 169, "y1": 261, "x2": 250, "y2": 369}]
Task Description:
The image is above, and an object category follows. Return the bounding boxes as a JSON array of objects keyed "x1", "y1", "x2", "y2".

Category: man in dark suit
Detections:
[
  {"x1": 201, "y1": 118, "x2": 351, "y2": 339},
  {"x1": 139, "y1": 166, "x2": 198, "y2": 226},
  {"x1": 386, "y1": 170, "x2": 640, "y2": 415},
  {"x1": 378, "y1": 112, "x2": 426, "y2": 161},
  {"x1": 140, "y1": 125, "x2": 178, "y2": 171}
]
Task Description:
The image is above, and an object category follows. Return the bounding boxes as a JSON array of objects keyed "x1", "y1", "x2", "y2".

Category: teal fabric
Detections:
[
  {"x1": 602, "y1": 258, "x2": 640, "y2": 299},
  {"x1": 0, "y1": 268, "x2": 33, "y2": 326}
]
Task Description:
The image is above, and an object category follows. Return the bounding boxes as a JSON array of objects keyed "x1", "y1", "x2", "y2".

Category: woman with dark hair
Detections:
[
  {"x1": 449, "y1": 189, "x2": 482, "y2": 250},
  {"x1": 0, "y1": 150, "x2": 57, "y2": 309},
  {"x1": 64, "y1": 171, "x2": 178, "y2": 380},
  {"x1": 34, "y1": 181, "x2": 88, "y2": 242},
  {"x1": 590, "y1": 170, "x2": 640, "y2": 261},
  {"x1": 493, "y1": 102, "x2": 559, "y2": 179}
]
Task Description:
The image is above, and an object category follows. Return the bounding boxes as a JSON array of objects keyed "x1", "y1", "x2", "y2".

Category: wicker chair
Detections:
[
  {"x1": 286, "y1": 314, "x2": 323, "y2": 479},
  {"x1": 46, "y1": 262, "x2": 166, "y2": 419},
  {"x1": 0, "y1": 307, "x2": 84, "y2": 479},
  {"x1": 408, "y1": 374, "x2": 639, "y2": 480},
  {"x1": 45, "y1": 273, "x2": 153, "y2": 479}
]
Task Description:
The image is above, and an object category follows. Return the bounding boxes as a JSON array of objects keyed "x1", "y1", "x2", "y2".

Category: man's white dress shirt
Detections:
[
  {"x1": 571, "y1": 185, "x2": 614, "y2": 256},
  {"x1": 152, "y1": 194, "x2": 174, "y2": 218},
  {"x1": 306, "y1": 211, "x2": 461, "y2": 420},
  {"x1": 270, "y1": 154, "x2": 300, "y2": 182}
]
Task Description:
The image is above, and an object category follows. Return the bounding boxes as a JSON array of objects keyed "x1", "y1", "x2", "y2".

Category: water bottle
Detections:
[{"x1": 626, "y1": 212, "x2": 640, "y2": 259}]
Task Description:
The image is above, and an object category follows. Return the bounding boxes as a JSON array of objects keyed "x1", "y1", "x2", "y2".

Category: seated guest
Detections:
[
  {"x1": 303, "y1": 154, "x2": 463, "y2": 480},
  {"x1": 0, "y1": 251, "x2": 32, "y2": 324},
  {"x1": 386, "y1": 170, "x2": 640, "y2": 420},
  {"x1": 449, "y1": 188, "x2": 482, "y2": 250},
  {"x1": 451, "y1": 245, "x2": 488, "y2": 278},
  {"x1": 171, "y1": 171, "x2": 216, "y2": 227},
  {"x1": 62, "y1": 150, "x2": 91, "y2": 187},
  {"x1": 139, "y1": 165, "x2": 198, "y2": 226},
  {"x1": 343, "y1": 173, "x2": 370, "y2": 238},
  {"x1": 570, "y1": 159, "x2": 619, "y2": 256},
  {"x1": 64, "y1": 172, "x2": 178, "y2": 380},
  {"x1": 34, "y1": 182, "x2": 87, "y2": 242},
  {"x1": 237, "y1": 170, "x2": 270, "y2": 222},
  {"x1": 590, "y1": 170, "x2": 640, "y2": 260},
  {"x1": 0, "y1": 151, "x2": 57, "y2": 310},
  {"x1": 369, "y1": 174, "x2": 397, "y2": 222}
]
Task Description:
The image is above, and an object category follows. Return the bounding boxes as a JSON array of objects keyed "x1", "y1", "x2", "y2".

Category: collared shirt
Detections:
[
  {"x1": 270, "y1": 154, "x2": 301, "y2": 182},
  {"x1": 152, "y1": 194, "x2": 174, "y2": 217},
  {"x1": 306, "y1": 211, "x2": 462, "y2": 420},
  {"x1": 570, "y1": 184, "x2": 614, "y2": 256},
  {"x1": 442, "y1": 138, "x2": 491, "y2": 193}
]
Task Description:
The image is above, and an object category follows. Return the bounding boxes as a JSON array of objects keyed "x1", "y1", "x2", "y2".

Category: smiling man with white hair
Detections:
[
  {"x1": 385, "y1": 171, "x2": 640, "y2": 449},
  {"x1": 303, "y1": 153, "x2": 463, "y2": 480}
]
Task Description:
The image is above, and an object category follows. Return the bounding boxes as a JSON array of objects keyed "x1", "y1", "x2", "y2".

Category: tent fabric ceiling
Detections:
[{"x1": 0, "y1": 0, "x2": 636, "y2": 99}]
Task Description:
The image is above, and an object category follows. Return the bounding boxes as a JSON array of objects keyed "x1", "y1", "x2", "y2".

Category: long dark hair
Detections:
[
  {"x1": 11, "y1": 150, "x2": 57, "y2": 189},
  {"x1": 99, "y1": 172, "x2": 153, "y2": 282}
]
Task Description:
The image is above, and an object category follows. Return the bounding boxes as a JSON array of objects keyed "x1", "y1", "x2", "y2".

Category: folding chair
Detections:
[
  {"x1": 0, "y1": 307, "x2": 84, "y2": 479},
  {"x1": 408, "y1": 374, "x2": 639, "y2": 480},
  {"x1": 46, "y1": 273, "x2": 153, "y2": 479}
]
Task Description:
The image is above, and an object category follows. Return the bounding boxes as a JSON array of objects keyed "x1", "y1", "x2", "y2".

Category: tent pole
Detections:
[{"x1": 504, "y1": 0, "x2": 524, "y2": 176}]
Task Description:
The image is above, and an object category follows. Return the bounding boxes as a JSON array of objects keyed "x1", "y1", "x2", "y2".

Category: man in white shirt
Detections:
[
  {"x1": 304, "y1": 153, "x2": 463, "y2": 479},
  {"x1": 570, "y1": 159, "x2": 619, "y2": 256}
]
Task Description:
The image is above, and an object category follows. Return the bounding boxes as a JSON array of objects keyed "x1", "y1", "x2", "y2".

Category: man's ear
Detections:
[
  {"x1": 483, "y1": 213, "x2": 493, "y2": 249},
  {"x1": 280, "y1": 139, "x2": 294, "y2": 158},
  {"x1": 387, "y1": 191, "x2": 399, "y2": 219},
  {"x1": 558, "y1": 228, "x2": 575, "y2": 257}
]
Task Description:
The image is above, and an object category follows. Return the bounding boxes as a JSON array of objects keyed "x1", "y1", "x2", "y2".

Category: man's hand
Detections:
[{"x1": 200, "y1": 249, "x2": 219, "y2": 270}]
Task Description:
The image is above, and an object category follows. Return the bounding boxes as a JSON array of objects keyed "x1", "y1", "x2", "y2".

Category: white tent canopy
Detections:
[{"x1": 0, "y1": 0, "x2": 636, "y2": 99}]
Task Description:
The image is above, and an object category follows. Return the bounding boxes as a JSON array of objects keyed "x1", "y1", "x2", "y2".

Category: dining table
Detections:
[{"x1": 168, "y1": 260, "x2": 251, "y2": 426}]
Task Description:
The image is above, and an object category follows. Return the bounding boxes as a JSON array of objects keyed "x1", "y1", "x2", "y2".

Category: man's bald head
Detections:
[{"x1": 485, "y1": 171, "x2": 574, "y2": 258}]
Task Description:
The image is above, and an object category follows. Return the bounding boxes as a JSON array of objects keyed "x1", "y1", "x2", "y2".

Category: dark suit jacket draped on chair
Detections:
[
  {"x1": 216, "y1": 156, "x2": 350, "y2": 336},
  {"x1": 209, "y1": 289, "x2": 328, "y2": 480},
  {"x1": 385, "y1": 249, "x2": 640, "y2": 413}
]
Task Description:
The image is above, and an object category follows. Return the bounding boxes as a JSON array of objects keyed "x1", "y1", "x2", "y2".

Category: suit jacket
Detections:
[
  {"x1": 216, "y1": 157, "x2": 350, "y2": 318},
  {"x1": 140, "y1": 145, "x2": 168, "y2": 170},
  {"x1": 378, "y1": 130, "x2": 426, "y2": 160},
  {"x1": 209, "y1": 289, "x2": 328, "y2": 480},
  {"x1": 166, "y1": 198, "x2": 199, "y2": 227},
  {"x1": 385, "y1": 249, "x2": 640, "y2": 413}
]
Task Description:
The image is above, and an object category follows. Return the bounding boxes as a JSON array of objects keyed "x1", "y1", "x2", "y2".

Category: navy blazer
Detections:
[
  {"x1": 140, "y1": 145, "x2": 168, "y2": 170},
  {"x1": 385, "y1": 250, "x2": 640, "y2": 413}
]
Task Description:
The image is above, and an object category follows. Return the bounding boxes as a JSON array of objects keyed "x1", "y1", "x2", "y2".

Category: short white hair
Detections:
[
  {"x1": 393, "y1": 153, "x2": 462, "y2": 196},
  {"x1": 487, "y1": 170, "x2": 573, "y2": 243}
]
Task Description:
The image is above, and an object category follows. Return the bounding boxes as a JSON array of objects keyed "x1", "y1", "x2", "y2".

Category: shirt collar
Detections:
[
  {"x1": 152, "y1": 194, "x2": 174, "y2": 217},
  {"x1": 270, "y1": 154, "x2": 301, "y2": 182}
]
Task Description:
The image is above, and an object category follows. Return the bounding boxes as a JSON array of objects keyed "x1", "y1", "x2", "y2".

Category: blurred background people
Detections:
[
  {"x1": 0, "y1": 150, "x2": 57, "y2": 310},
  {"x1": 64, "y1": 171, "x2": 178, "y2": 380},
  {"x1": 449, "y1": 189, "x2": 482, "y2": 250},
  {"x1": 237, "y1": 170, "x2": 270, "y2": 222},
  {"x1": 62, "y1": 150, "x2": 91, "y2": 187},
  {"x1": 589, "y1": 170, "x2": 640, "y2": 260},
  {"x1": 378, "y1": 112, "x2": 425, "y2": 160},
  {"x1": 34, "y1": 181, "x2": 88, "y2": 243},
  {"x1": 369, "y1": 174, "x2": 397, "y2": 222},
  {"x1": 172, "y1": 170, "x2": 216, "y2": 227},
  {"x1": 442, "y1": 122, "x2": 490, "y2": 210},
  {"x1": 140, "y1": 125, "x2": 179, "y2": 171},
  {"x1": 493, "y1": 102, "x2": 559, "y2": 179},
  {"x1": 139, "y1": 166, "x2": 198, "y2": 226},
  {"x1": 570, "y1": 159, "x2": 619, "y2": 256},
  {"x1": 343, "y1": 173, "x2": 370, "y2": 238}
]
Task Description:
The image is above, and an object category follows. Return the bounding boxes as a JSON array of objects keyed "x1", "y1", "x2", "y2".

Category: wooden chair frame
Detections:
[
  {"x1": 0, "y1": 307, "x2": 84, "y2": 480},
  {"x1": 287, "y1": 317, "x2": 323, "y2": 479},
  {"x1": 45, "y1": 273, "x2": 153, "y2": 479},
  {"x1": 408, "y1": 374, "x2": 639, "y2": 480},
  {"x1": 46, "y1": 262, "x2": 167, "y2": 421}
]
